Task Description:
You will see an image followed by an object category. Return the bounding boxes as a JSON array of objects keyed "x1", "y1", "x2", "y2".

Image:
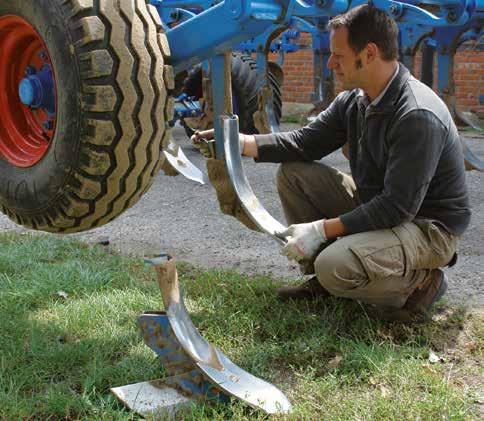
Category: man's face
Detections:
[{"x1": 327, "y1": 26, "x2": 366, "y2": 90}]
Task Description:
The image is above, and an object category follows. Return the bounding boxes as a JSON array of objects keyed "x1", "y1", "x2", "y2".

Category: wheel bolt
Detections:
[
  {"x1": 25, "y1": 66, "x2": 36, "y2": 76},
  {"x1": 43, "y1": 120, "x2": 54, "y2": 131}
]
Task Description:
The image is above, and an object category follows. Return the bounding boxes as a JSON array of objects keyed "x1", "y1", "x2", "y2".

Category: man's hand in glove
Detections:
[{"x1": 277, "y1": 220, "x2": 327, "y2": 262}]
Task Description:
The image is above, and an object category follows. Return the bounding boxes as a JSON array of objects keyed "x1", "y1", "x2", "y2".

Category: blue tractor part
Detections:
[
  {"x1": 173, "y1": 93, "x2": 203, "y2": 121},
  {"x1": 18, "y1": 65, "x2": 56, "y2": 116},
  {"x1": 173, "y1": 52, "x2": 283, "y2": 138},
  {"x1": 159, "y1": 0, "x2": 482, "y2": 138}
]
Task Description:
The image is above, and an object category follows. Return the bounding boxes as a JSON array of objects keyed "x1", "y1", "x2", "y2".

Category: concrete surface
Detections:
[{"x1": 0, "y1": 123, "x2": 482, "y2": 307}]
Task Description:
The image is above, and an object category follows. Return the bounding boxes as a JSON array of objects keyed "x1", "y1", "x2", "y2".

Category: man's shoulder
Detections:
[
  {"x1": 396, "y1": 76, "x2": 452, "y2": 127},
  {"x1": 332, "y1": 89, "x2": 359, "y2": 112}
]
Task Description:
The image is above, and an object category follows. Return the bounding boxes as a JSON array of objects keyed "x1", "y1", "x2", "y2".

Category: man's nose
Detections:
[{"x1": 327, "y1": 54, "x2": 336, "y2": 70}]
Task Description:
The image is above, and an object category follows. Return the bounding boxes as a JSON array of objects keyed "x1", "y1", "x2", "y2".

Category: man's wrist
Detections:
[
  {"x1": 240, "y1": 134, "x2": 258, "y2": 158},
  {"x1": 323, "y1": 218, "x2": 346, "y2": 240},
  {"x1": 239, "y1": 133, "x2": 246, "y2": 155},
  {"x1": 313, "y1": 219, "x2": 327, "y2": 242}
]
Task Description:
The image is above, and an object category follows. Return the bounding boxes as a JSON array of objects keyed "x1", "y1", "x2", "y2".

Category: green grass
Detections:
[
  {"x1": 280, "y1": 114, "x2": 303, "y2": 124},
  {"x1": 0, "y1": 232, "x2": 482, "y2": 420},
  {"x1": 459, "y1": 126, "x2": 483, "y2": 135}
]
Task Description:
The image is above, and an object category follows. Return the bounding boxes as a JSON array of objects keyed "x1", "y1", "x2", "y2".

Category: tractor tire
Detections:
[
  {"x1": 182, "y1": 53, "x2": 282, "y2": 135},
  {"x1": 182, "y1": 64, "x2": 204, "y2": 100},
  {"x1": 0, "y1": 0, "x2": 173, "y2": 233}
]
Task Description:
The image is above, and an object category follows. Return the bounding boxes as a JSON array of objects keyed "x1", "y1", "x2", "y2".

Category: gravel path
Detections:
[{"x1": 1, "y1": 125, "x2": 482, "y2": 306}]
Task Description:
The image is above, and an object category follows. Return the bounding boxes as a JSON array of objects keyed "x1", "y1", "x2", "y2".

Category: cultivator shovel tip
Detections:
[{"x1": 111, "y1": 380, "x2": 195, "y2": 418}]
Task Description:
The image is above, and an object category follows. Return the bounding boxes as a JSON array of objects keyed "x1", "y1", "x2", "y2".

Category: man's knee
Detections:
[
  {"x1": 276, "y1": 162, "x2": 304, "y2": 192},
  {"x1": 314, "y1": 243, "x2": 368, "y2": 296},
  {"x1": 277, "y1": 161, "x2": 335, "y2": 193}
]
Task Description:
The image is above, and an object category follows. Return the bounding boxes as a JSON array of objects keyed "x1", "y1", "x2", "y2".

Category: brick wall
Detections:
[{"x1": 275, "y1": 34, "x2": 483, "y2": 116}]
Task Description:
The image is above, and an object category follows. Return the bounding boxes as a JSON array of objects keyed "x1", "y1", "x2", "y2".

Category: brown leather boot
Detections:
[
  {"x1": 375, "y1": 269, "x2": 448, "y2": 322},
  {"x1": 277, "y1": 276, "x2": 331, "y2": 301}
]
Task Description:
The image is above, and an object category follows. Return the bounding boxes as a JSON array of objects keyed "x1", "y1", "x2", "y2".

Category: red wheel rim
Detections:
[{"x1": 0, "y1": 15, "x2": 57, "y2": 167}]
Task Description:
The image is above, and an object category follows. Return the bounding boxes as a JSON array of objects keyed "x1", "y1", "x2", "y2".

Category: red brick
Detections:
[{"x1": 278, "y1": 48, "x2": 483, "y2": 113}]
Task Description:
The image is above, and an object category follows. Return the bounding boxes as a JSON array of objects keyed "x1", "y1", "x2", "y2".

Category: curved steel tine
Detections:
[{"x1": 222, "y1": 115, "x2": 287, "y2": 244}]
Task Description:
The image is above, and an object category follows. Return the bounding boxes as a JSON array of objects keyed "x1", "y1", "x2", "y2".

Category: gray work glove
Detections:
[
  {"x1": 277, "y1": 220, "x2": 327, "y2": 262},
  {"x1": 190, "y1": 129, "x2": 215, "y2": 158}
]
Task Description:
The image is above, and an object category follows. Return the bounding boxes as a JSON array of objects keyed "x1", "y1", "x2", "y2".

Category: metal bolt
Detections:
[
  {"x1": 447, "y1": 10, "x2": 457, "y2": 22},
  {"x1": 43, "y1": 120, "x2": 54, "y2": 131},
  {"x1": 390, "y1": 4, "x2": 398, "y2": 14},
  {"x1": 25, "y1": 66, "x2": 36, "y2": 76},
  {"x1": 39, "y1": 51, "x2": 48, "y2": 61}
]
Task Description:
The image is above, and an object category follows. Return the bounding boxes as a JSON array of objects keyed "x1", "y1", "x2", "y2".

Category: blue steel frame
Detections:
[
  {"x1": 18, "y1": 1, "x2": 481, "y2": 137},
  {"x1": 156, "y1": 0, "x2": 480, "y2": 73},
  {"x1": 153, "y1": 0, "x2": 482, "y2": 157}
]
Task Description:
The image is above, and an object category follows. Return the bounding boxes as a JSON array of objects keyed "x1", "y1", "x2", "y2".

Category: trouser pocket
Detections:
[
  {"x1": 349, "y1": 231, "x2": 406, "y2": 283},
  {"x1": 345, "y1": 230, "x2": 413, "y2": 306},
  {"x1": 392, "y1": 220, "x2": 458, "y2": 271}
]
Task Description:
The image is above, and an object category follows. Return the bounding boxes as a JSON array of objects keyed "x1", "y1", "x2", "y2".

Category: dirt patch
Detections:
[
  {"x1": 440, "y1": 309, "x2": 483, "y2": 418},
  {"x1": 206, "y1": 158, "x2": 260, "y2": 232}
]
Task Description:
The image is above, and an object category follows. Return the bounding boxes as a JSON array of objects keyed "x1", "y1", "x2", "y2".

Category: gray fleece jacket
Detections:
[{"x1": 254, "y1": 64, "x2": 471, "y2": 236}]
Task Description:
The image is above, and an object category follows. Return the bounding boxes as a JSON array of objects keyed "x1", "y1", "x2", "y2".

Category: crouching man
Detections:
[{"x1": 194, "y1": 5, "x2": 471, "y2": 322}]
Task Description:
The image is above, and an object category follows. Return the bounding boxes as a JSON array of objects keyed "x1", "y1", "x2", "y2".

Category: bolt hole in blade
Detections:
[{"x1": 222, "y1": 115, "x2": 287, "y2": 244}]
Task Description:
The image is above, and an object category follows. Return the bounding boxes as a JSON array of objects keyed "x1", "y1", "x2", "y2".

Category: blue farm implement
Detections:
[
  {"x1": 0, "y1": 0, "x2": 481, "y2": 232},
  {"x1": 0, "y1": 0, "x2": 482, "y2": 415}
]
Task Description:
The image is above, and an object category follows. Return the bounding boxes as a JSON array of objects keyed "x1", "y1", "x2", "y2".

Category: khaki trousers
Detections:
[{"x1": 277, "y1": 162, "x2": 459, "y2": 309}]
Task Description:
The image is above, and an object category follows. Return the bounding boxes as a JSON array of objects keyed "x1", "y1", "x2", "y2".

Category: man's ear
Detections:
[{"x1": 366, "y1": 42, "x2": 378, "y2": 64}]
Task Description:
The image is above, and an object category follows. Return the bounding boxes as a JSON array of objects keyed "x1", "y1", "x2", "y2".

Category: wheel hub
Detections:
[
  {"x1": 19, "y1": 65, "x2": 56, "y2": 114},
  {"x1": 0, "y1": 15, "x2": 57, "y2": 167}
]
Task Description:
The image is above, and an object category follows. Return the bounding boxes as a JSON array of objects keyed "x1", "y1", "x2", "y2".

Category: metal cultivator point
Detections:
[{"x1": 111, "y1": 254, "x2": 291, "y2": 417}]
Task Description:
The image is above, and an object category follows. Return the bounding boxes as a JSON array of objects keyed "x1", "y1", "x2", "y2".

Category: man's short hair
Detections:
[{"x1": 328, "y1": 5, "x2": 399, "y2": 61}]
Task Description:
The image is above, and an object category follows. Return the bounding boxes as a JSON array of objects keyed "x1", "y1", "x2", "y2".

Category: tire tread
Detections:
[{"x1": 2, "y1": 0, "x2": 172, "y2": 233}]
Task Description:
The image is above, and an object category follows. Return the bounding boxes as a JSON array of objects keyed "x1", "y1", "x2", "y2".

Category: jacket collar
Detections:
[{"x1": 356, "y1": 63, "x2": 411, "y2": 115}]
